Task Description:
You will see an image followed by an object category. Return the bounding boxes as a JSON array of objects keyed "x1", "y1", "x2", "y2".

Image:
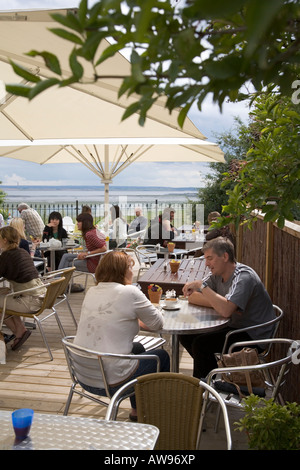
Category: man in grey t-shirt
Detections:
[{"x1": 180, "y1": 237, "x2": 275, "y2": 378}]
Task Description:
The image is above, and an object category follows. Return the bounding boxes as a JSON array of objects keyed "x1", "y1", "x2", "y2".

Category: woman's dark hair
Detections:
[
  {"x1": 76, "y1": 212, "x2": 94, "y2": 237},
  {"x1": 48, "y1": 211, "x2": 63, "y2": 228},
  {"x1": 48, "y1": 211, "x2": 65, "y2": 239},
  {"x1": 110, "y1": 205, "x2": 124, "y2": 222}
]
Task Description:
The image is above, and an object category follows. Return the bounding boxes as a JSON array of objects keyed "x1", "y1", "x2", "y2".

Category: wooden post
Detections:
[
  {"x1": 234, "y1": 224, "x2": 243, "y2": 262},
  {"x1": 265, "y1": 222, "x2": 274, "y2": 297}
]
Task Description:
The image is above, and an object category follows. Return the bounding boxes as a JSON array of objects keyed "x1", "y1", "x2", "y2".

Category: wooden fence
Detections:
[{"x1": 236, "y1": 215, "x2": 300, "y2": 403}]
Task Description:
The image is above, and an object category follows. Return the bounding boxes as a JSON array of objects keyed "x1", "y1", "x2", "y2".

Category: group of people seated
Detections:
[{"x1": 1, "y1": 203, "x2": 275, "y2": 423}]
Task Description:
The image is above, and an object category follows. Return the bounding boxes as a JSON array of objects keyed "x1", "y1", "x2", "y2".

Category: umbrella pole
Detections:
[{"x1": 102, "y1": 145, "x2": 112, "y2": 242}]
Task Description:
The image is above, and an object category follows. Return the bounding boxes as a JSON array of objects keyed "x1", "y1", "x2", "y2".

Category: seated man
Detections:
[
  {"x1": 145, "y1": 207, "x2": 178, "y2": 247},
  {"x1": 128, "y1": 207, "x2": 147, "y2": 234},
  {"x1": 180, "y1": 237, "x2": 275, "y2": 379}
]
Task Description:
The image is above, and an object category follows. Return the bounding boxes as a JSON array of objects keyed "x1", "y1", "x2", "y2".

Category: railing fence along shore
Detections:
[{"x1": 0, "y1": 200, "x2": 203, "y2": 228}]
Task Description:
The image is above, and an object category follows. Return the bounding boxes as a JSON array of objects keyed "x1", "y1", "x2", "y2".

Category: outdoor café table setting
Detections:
[
  {"x1": 138, "y1": 258, "x2": 229, "y2": 372},
  {"x1": 157, "y1": 296, "x2": 229, "y2": 372},
  {"x1": 39, "y1": 238, "x2": 82, "y2": 270},
  {"x1": 138, "y1": 257, "x2": 210, "y2": 296},
  {"x1": 0, "y1": 409, "x2": 159, "y2": 450}
]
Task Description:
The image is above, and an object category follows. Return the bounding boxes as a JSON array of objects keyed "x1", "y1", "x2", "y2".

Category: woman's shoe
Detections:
[{"x1": 11, "y1": 330, "x2": 31, "y2": 351}]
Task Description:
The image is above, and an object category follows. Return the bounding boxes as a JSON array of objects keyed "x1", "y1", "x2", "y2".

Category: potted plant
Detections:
[
  {"x1": 235, "y1": 395, "x2": 300, "y2": 450},
  {"x1": 148, "y1": 284, "x2": 163, "y2": 304}
]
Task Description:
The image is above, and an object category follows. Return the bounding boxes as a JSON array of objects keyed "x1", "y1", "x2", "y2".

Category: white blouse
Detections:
[
  {"x1": 74, "y1": 282, "x2": 164, "y2": 387},
  {"x1": 111, "y1": 217, "x2": 128, "y2": 247}
]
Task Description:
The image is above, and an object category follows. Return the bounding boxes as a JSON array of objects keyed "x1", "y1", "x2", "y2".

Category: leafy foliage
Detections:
[
  {"x1": 235, "y1": 395, "x2": 300, "y2": 450},
  {"x1": 5, "y1": 0, "x2": 300, "y2": 125},
  {"x1": 0, "y1": 182, "x2": 6, "y2": 206},
  {"x1": 197, "y1": 117, "x2": 251, "y2": 222},
  {"x1": 4, "y1": 0, "x2": 300, "y2": 227},
  {"x1": 222, "y1": 93, "x2": 300, "y2": 229}
]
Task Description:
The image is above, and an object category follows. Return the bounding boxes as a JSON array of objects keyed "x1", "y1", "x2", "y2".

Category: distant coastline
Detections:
[{"x1": 2, "y1": 185, "x2": 199, "y2": 204}]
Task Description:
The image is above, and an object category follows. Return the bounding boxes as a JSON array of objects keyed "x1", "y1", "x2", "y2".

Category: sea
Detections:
[{"x1": 1, "y1": 185, "x2": 199, "y2": 205}]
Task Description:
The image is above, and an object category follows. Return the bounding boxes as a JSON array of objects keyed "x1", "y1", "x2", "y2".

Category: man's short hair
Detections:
[
  {"x1": 203, "y1": 236, "x2": 236, "y2": 263},
  {"x1": 17, "y1": 203, "x2": 30, "y2": 211}
]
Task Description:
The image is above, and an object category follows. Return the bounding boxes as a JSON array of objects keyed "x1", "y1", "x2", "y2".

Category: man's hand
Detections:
[{"x1": 182, "y1": 281, "x2": 203, "y2": 297}]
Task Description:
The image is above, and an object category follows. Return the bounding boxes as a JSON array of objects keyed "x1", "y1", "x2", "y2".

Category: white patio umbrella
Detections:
[{"x1": 0, "y1": 8, "x2": 224, "y2": 206}]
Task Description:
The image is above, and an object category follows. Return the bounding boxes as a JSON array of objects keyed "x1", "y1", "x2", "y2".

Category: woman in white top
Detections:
[
  {"x1": 74, "y1": 250, "x2": 170, "y2": 421},
  {"x1": 109, "y1": 205, "x2": 128, "y2": 249}
]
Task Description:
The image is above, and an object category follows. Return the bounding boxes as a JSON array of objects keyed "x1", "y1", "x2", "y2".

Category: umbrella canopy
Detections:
[{"x1": 0, "y1": 8, "x2": 224, "y2": 204}]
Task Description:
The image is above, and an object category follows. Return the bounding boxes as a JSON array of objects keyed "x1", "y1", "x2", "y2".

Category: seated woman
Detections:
[
  {"x1": 9, "y1": 217, "x2": 30, "y2": 254},
  {"x1": 42, "y1": 211, "x2": 68, "y2": 270},
  {"x1": 74, "y1": 250, "x2": 170, "y2": 421},
  {"x1": 0, "y1": 226, "x2": 46, "y2": 350},
  {"x1": 58, "y1": 212, "x2": 107, "y2": 273},
  {"x1": 109, "y1": 205, "x2": 128, "y2": 249}
]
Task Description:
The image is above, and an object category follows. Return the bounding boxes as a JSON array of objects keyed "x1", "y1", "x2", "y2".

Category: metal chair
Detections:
[
  {"x1": 43, "y1": 267, "x2": 77, "y2": 328},
  {"x1": 62, "y1": 216, "x2": 75, "y2": 233},
  {"x1": 0, "y1": 277, "x2": 65, "y2": 361},
  {"x1": 135, "y1": 245, "x2": 158, "y2": 281},
  {"x1": 133, "y1": 334, "x2": 166, "y2": 352},
  {"x1": 220, "y1": 304, "x2": 284, "y2": 357},
  {"x1": 61, "y1": 336, "x2": 162, "y2": 416},
  {"x1": 127, "y1": 228, "x2": 147, "y2": 244},
  {"x1": 33, "y1": 256, "x2": 47, "y2": 275},
  {"x1": 71, "y1": 251, "x2": 110, "y2": 291},
  {"x1": 135, "y1": 245, "x2": 158, "y2": 266},
  {"x1": 105, "y1": 372, "x2": 232, "y2": 450},
  {"x1": 207, "y1": 338, "x2": 300, "y2": 431}
]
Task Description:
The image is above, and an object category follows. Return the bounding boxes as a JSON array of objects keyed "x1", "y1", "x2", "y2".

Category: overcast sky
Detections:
[{"x1": 0, "y1": 0, "x2": 250, "y2": 187}]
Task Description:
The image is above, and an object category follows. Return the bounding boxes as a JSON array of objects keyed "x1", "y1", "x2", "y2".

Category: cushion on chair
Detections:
[{"x1": 214, "y1": 379, "x2": 266, "y2": 397}]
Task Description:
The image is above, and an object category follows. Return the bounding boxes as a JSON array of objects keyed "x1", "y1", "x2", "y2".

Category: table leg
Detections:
[
  {"x1": 50, "y1": 250, "x2": 55, "y2": 271},
  {"x1": 171, "y1": 334, "x2": 179, "y2": 373}
]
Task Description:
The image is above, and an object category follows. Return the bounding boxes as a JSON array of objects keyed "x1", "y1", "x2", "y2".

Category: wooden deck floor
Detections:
[
  {"x1": 0, "y1": 272, "x2": 192, "y2": 417},
  {"x1": 0, "y1": 269, "x2": 248, "y2": 450}
]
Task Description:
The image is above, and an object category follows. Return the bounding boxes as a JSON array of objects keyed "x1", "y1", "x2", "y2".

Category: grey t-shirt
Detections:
[{"x1": 204, "y1": 263, "x2": 275, "y2": 340}]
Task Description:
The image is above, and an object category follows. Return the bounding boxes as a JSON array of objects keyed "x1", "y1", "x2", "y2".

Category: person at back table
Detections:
[
  {"x1": 180, "y1": 237, "x2": 275, "y2": 379},
  {"x1": 58, "y1": 212, "x2": 107, "y2": 273},
  {"x1": 17, "y1": 203, "x2": 44, "y2": 241},
  {"x1": 109, "y1": 205, "x2": 128, "y2": 249},
  {"x1": 42, "y1": 211, "x2": 68, "y2": 270},
  {"x1": 74, "y1": 250, "x2": 170, "y2": 421},
  {"x1": 145, "y1": 207, "x2": 178, "y2": 247},
  {"x1": 0, "y1": 226, "x2": 46, "y2": 351},
  {"x1": 128, "y1": 207, "x2": 147, "y2": 234},
  {"x1": 205, "y1": 211, "x2": 235, "y2": 247},
  {"x1": 9, "y1": 217, "x2": 30, "y2": 254}
]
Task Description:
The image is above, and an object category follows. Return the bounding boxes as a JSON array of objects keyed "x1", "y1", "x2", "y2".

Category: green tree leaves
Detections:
[{"x1": 222, "y1": 93, "x2": 300, "y2": 228}]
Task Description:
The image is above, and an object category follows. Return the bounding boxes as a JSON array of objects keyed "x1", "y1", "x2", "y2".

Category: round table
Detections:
[{"x1": 158, "y1": 298, "x2": 229, "y2": 372}]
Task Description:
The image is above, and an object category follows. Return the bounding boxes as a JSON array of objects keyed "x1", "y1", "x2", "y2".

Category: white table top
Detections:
[
  {"x1": 159, "y1": 298, "x2": 229, "y2": 335},
  {"x1": 0, "y1": 411, "x2": 159, "y2": 450}
]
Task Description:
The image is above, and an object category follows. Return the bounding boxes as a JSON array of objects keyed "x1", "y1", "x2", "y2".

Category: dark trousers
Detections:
[{"x1": 179, "y1": 328, "x2": 256, "y2": 379}]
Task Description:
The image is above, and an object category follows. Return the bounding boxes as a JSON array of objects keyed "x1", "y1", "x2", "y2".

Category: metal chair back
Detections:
[
  {"x1": 207, "y1": 338, "x2": 300, "y2": 424},
  {"x1": 61, "y1": 336, "x2": 161, "y2": 416},
  {"x1": 43, "y1": 267, "x2": 77, "y2": 327},
  {"x1": 221, "y1": 304, "x2": 284, "y2": 356},
  {"x1": 105, "y1": 372, "x2": 232, "y2": 450},
  {"x1": 1, "y1": 277, "x2": 65, "y2": 360}
]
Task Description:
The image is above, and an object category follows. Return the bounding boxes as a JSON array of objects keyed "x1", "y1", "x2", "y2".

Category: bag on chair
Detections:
[{"x1": 216, "y1": 347, "x2": 266, "y2": 398}]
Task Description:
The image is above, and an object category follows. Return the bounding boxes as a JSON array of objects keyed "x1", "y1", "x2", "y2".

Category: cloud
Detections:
[{"x1": 2, "y1": 172, "x2": 76, "y2": 186}]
